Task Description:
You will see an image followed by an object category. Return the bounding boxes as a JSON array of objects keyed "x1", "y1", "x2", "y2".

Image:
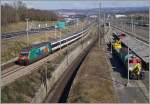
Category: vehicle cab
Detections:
[{"x1": 18, "y1": 48, "x2": 30, "y2": 65}]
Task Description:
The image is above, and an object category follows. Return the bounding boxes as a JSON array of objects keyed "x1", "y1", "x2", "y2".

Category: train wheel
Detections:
[
  {"x1": 134, "y1": 74, "x2": 138, "y2": 80},
  {"x1": 129, "y1": 72, "x2": 134, "y2": 79},
  {"x1": 25, "y1": 60, "x2": 30, "y2": 66},
  {"x1": 140, "y1": 72, "x2": 144, "y2": 80},
  {"x1": 130, "y1": 73, "x2": 137, "y2": 80}
]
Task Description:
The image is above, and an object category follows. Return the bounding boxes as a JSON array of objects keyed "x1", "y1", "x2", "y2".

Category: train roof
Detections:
[
  {"x1": 21, "y1": 24, "x2": 89, "y2": 52},
  {"x1": 121, "y1": 36, "x2": 149, "y2": 63},
  {"x1": 51, "y1": 26, "x2": 89, "y2": 43},
  {"x1": 31, "y1": 42, "x2": 50, "y2": 48},
  {"x1": 21, "y1": 42, "x2": 50, "y2": 51}
]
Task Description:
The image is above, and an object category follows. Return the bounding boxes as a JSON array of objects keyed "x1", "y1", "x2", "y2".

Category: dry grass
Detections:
[
  {"x1": 1, "y1": 21, "x2": 56, "y2": 33},
  {"x1": 67, "y1": 42, "x2": 118, "y2": 103},
  {"x1": 1, "y1": 61, "x2": 55, "y2": 103}
]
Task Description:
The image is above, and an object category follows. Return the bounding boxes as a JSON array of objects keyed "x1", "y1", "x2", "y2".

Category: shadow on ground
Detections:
[{"x1": 106, "y1": 43, "x2": 128, "y2": 79}]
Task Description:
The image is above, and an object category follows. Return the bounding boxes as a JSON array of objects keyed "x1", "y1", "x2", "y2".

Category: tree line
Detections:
[{"x1": 1, "y1": 1, "x2": 58, "y2": 26}]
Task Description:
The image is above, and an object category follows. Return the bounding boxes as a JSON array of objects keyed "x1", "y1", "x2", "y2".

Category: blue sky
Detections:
[{"x1": 1, "y1": 0, "x2": 149, "y2": 10}]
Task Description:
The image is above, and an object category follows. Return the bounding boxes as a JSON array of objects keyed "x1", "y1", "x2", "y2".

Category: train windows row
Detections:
[{"x1": 52, "y1": 29, "x2": 88, "y2": 48}]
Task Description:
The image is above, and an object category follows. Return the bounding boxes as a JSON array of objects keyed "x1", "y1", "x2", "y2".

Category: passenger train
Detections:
[{"x1": 18, "y1": 27, "x2": 89, "y2": 65}]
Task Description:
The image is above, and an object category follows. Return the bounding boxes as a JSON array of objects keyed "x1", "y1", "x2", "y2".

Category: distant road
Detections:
[{"x1": 1, "y1": 26, "x2": 54, "y2": 40}]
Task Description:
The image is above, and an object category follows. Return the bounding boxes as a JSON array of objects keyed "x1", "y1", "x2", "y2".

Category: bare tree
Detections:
[{"x1": 1, "y1": 1, "x2": 58, "y2": 26}]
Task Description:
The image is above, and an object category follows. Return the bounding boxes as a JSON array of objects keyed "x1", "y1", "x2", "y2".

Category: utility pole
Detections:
[
  {"x1": 82, "y1": 21, "x2": 84, "y2": 49},
  {"x1": 110, "y1": 37, "x2": 112, "y2": 54},
  {"x1": 39, "y1": 24, "x2": 41, "y2": 32},
  {"x1": 25, "y1": 18, "x2": 29, "y2": 46},
  {"x1": 55, "y1": 28, "x2": 56, "y2": 39},
  {"x1": 45, "y1": 23, "x2": 48, "y2": 41},
  {"x1": 122, "y1": 19, "x2": 125, "y2": 31},
  {"x1": 67, "y1": 25, "x2": 69, "y2": 64},
  {"x1": 127, "y1": 46, "x2": 130, "y2": 86},
  {"x1": 98, "y1": 1, "x2": 101, "y2": 47},
  {"x1": 121, "y1": 20, "x2": 123, "y2": 30},
  {"x1": 103, "y1": 12, "x2": 105, "y2": 34},
  {"x1": 131, "y1": 16, "x2": 134, "y2": 33},
  {"x1": 55, "y1": 25, "x2": 57, "y2": 39},
  {"x1": 59, "y1": 29, "x2": 62, "y2": 50},
  {"x1": 124, "y1": 18, "x2": 126, "y2": 31},
  {"x1": 45, "y1": 61, "x2": 48, "y2": 93}
]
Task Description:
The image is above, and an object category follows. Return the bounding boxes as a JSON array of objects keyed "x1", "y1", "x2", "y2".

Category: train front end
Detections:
[
  {"x1": 18, "y1": 48, "x2": 30, "y2": 65},
  {"x1": 128, "y1": 55, "x2": 144, "y2": 80}
]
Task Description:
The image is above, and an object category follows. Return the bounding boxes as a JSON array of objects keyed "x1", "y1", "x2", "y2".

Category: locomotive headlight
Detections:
[
  {"x1": 129, "y1": 67, "x2": 133, "y2": 71},
  {"x1": 129, "y1": 64, "x2": 134, "y2": 71},
  {"x1": 22, "y1": 57, "x2": 25, "y2": 60}
]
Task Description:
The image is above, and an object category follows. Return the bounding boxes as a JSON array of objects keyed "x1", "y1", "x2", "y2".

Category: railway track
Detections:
[
  {"x1": 1, "y1": 65, "x2": 25, "y2": 78},
  {"x1": 111, "y1": 25, "x2": 149, "y2": 45}
]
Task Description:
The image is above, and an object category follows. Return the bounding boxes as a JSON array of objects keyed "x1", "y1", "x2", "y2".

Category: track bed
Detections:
[{"x1": 67, "y1": 42, "x2": 118, "y2": 103}]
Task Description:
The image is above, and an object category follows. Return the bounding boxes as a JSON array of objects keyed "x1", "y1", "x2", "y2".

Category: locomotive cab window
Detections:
[{"x1": 20, "y1": 52, "x2": 29, "y2": 56}]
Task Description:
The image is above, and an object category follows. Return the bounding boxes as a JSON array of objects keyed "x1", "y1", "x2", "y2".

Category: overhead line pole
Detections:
[
  {"x1": 103, "y1": 12, "x2": 105, "y2": 34},
  {"x1": 98, "y1": 1, "x2": 101, "y2": 47},
  {"x1": 45, "y1": 23, "x2": 48, "y2": 41},
  {"x1": 82, "y1": 21, "x2": 84, "y2": 49},
  {"x1": 131, "y1": 16, "x2": 134, "y2": 33},
  {"x1": 59, "y1": 29, "x2": 62, "y2": 50},
  {"x1": 45, "y1": 61, "x2": 48, "y2": 93},
  {"x1": 25, "y1": 18, "x2": 29, "y2": 46},
  {"x1": 127, "y1": 45, "x2": 130, "y2": 87},
  {"x1": 67, "y1": 25, "x2": 69, "y2": 65},
  {"x1": 55, "y1": 28, "x2": 56, "y2": 39}
]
